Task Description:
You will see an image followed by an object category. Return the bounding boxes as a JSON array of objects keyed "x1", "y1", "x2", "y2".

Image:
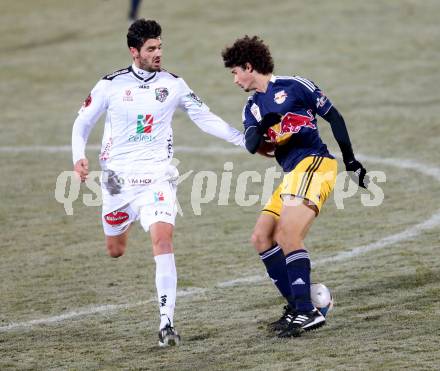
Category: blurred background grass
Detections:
[{"x1": 1, "y1": 0, "x2": 439, "y2": 369}]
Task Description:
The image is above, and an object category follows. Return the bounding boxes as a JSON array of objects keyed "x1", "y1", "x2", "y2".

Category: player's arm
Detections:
[
  {"x1": 321, "y1": 106, "x2": 354, "y2": 164},
  {"x1": 242, "y1": 104, "x2": 276, "y2": 156},
  {"x1": 243, "y1": 125, "x2": 261, "y2": 154},
  {"x1": 72, "y1": 79, "x2": 109, "y2": 182},
  {"x1": 295, "y1": 77, "x2": 368, "y2": 188},
  {"x1": 243, "y1": 124, "x2": 276, "y2": 157},
  {"x1": 178, "y1": 80, "x2": 245, "y2": 148},
  {"x1": 322, "y1": 106, "x2": 368, "y2": 188}
]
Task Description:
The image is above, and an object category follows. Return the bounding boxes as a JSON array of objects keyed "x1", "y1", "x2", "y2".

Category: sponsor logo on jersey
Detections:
[
  {"x1": 128, "y1": 114, "x2": 156, "y2": 142},
  {"x1": 123, "y1": 89, "x2": 133, "y2": 102},
  {"x1": 187, "y1": 92, "x2": 203, "y2": 106},
  {"x1": 126, "y1": 177, "x2": 152, "y2": 185},
  {"x1": 267, "y1": 111, "x2": 316, "y2": 144},
  {"x1": 155, "y1": 87, "x2": 169, "y2": 102},
  {"x1": 155, "y1": 210, "x2": 172, "y2": 216},
  {"x1": 104, "y1": 211, "x2": 129, "y2": 225},
  {"x1": 316, "y1": 92, "x2": 328, "y2": 108},
  {"x1": 138, "y1": 84, "x2": 150, "y2": 89},
  {"x1": 154, "y1": 191, "x2": 165, "y2": 202},
  {"x1": 250, "y1": 103, "x2": 262, "y2": 122},
  {"x1": 128, "y1": 134, "x2": 156, "y2": 143},
  {"x1": 83, "y1": 94, "x2": 92, "y2": 108},
  {"x1": 136, "y1": 114, "x2": 154, "y2": 133},
  {"x1": 274, "y1": 90, "x2": 288, "y2": 104}
]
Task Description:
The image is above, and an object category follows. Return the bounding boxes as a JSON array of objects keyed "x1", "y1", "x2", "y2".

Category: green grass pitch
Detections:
[{"x1": 1, "y1": 0, "x2": 440, "y2": 369}]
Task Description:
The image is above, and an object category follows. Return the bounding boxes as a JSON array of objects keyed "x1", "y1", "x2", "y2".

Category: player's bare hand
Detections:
[{"x1": 74, "y1": 158, "x2": 89, "y2": 182}]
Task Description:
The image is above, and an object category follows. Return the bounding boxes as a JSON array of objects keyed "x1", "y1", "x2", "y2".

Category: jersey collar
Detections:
[
  {"x1": 131, "y1": 63, "x2": 157, "y2": 82},
  {"x1": 256, "y1": 75, "x2": 275, "y2": 95}
]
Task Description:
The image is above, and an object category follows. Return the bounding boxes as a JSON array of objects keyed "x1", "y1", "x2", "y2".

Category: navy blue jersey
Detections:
[{"x1": 242, "y1": 75, "x2": 334, "y2": 172}]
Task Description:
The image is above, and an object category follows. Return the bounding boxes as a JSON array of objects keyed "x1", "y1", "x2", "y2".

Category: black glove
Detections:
[
  {"x1": 345, "y1": 159, "x2": 369, "y2": 189},
  {"x1": 260, "y1": 112, "x2": 283, "y2": 131}
]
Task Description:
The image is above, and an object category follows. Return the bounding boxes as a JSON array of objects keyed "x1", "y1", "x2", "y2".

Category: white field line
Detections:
[
  {"x1": 0, "y1": 288, "x2": 206, "y2": 332},
  {"x1": 1, "y1": 152, "x2": 439, "y2": 332},
  {"x1": 217, "y1": 209, "x2": 440, "y2": 284},
  {"x1": 0, "y1": 145, "x2": 242, "y2": 154}
]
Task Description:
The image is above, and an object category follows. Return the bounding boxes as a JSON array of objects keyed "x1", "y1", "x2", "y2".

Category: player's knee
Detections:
[
  {"x1": 152, "y1": 238, "x2": 173, "y2": 255},
  {"x1": 251, "y1": 231, "x2": 272, "y2": 252},
  {"x1": 275, "y1": 225, "x2": 302, "y2": 250},
  {"x1": 108, "y1": 250, "x2": 124, "y2": 258},
  {"x1": 106, "y1": 241, "x2": 126, "y2": 258}
]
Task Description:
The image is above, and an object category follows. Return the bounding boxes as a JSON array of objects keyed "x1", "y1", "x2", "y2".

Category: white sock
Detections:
[{"x1": 154, "y1": 253, "x2": 177, "y2": 330}]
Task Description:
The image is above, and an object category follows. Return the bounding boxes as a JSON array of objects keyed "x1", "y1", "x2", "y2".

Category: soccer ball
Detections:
[{"x1": 311, "y1": 283, "x2": 334, "y2": 317}]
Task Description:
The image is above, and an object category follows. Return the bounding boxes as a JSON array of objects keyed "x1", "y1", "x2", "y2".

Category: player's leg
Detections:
[
  {"x1": 102, "y1": 204, "x2": 136, "y2": 257},
  {"x1": 128, "y1": 0, "x2": 142, "y2": 21},
  {"x1": 276, "y1": 198, "x2": 325, "y2": 337},
  {"x1": 276, "y1": 156, "x2": 338, "y2": 337},
  {"x1": 138, "y1": 181, "x2": 180, "y2": 346},
  {"x1": 105, "y1": 226, "x2": 131, "y2": 258},
  {"x1": 150, "y1": 223, "x2": 180, "y2": 347},
  {"x1": 277, "y1": 200, "x2": 316, "y2": 306},
  {"x1": 253, "y1": 213, "x2": 293, "y2": 301},
  {"x1": 254, "y1": 185, "x2": 297, "y2": 331},
  {"x1": 149, "y1": 222, "x2": 178, "y2": 331},
  {"x1": 251, "y1": 213, "x2": 276, "y2": 253}
]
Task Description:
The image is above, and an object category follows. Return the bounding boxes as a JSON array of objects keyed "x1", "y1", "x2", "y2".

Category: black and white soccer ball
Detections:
[{"x1": 311, "y1": 283, "x2": 334, "y2": 317}]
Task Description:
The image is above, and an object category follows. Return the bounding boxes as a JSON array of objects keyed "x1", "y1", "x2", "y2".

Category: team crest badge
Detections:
[
  {"x1": 274, "y1": 90, "x2": 288, "y2": 104},
  {"x1": 155, "y1": 87, "x2": 169, "y2": 102}
]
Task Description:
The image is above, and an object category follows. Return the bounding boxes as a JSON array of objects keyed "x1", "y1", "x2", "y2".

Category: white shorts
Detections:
[{"x1": 101, "y1": 180, "x2": 177, "y2": 236}]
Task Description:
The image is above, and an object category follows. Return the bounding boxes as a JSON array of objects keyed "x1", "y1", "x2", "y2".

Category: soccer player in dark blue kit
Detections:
[
  {"x1": 128, "y1": 0, "x2": 142, "y2": 22},
  {"x1": 222, "y1": 36, "x2": 368, "y2": 337}
]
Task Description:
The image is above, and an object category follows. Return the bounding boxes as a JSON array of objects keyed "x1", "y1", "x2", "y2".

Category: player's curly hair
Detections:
[
  {"x1": 127, "y1": 19, "x2": 162, "y2": 50},
  {"x1": 222, "y1": 35, "x2": 274, "y2": 74}
]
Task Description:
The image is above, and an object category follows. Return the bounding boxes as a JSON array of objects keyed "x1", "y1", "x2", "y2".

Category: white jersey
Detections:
[{"x1": 72, "y1": 63, "x2": 244, "y2": 177}]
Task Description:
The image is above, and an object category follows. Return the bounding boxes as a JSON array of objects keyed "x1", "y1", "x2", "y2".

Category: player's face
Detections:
[
  {"x1": 130, "y1": 37, "x2": 162, "y2": 72},
  {"x1": 231, "y1": 66, "x2": 255, "y2": 92}
]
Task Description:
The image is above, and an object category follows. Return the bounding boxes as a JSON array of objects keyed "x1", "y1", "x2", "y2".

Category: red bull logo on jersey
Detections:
[
  {"x1": 267, "y1": 111, "x2": 316, "y2": 145},
  {"x1": 274, "y1": 90, "x2": 288, "y2": 104},
  {"x1": 104, "y1": 211, "x2": 129, "y2": 225}
]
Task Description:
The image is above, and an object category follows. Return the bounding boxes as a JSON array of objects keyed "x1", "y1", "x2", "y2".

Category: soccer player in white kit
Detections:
[{"x1": 72, "y1": 19, "x2": 244, "y2": 347}]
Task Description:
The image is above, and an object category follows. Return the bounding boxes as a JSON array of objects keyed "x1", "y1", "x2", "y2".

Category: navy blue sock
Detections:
[
  {"x1": 285, "y1": 249, "x2": 314, "y2": 313},
  {"x1": 260, "y1": 245, "x2": 295, "y2": 306}
]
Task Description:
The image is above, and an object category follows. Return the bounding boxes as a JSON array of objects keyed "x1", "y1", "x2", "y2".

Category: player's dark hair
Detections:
[
  {"x1": 127, "y1": 19, "x2": 162, "y2": 50},
  {"x1": 222, "y1": 35, "x2": 274, "y2": 74}
]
